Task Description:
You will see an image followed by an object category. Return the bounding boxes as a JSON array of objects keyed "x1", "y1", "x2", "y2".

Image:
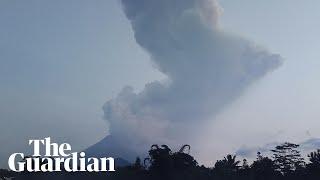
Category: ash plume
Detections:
[{"x1": 102, "y1": 0, "x2": 283, "y2": 156}]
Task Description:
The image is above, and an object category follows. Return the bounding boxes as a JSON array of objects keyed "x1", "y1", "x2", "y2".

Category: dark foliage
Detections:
[
  {"x1": 271, "y1": 142, "x2": 305, "y2": 175},
  {"x1": 1, "y1": 142, "x2": 320, "y2": 180}
]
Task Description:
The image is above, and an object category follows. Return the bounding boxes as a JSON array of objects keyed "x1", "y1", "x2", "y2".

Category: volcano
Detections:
[{"x1": 84, "y1": 135, "x2": 138, "y2": 167}]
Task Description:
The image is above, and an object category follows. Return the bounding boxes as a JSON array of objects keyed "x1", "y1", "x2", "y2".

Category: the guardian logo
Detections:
[{"x1": 8, "y1": 137, "x2": 115, "y2": 172}]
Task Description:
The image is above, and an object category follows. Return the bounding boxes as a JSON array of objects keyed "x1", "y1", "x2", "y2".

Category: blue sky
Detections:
[{"x1": 0, "y1": 0, "x2": 320, "y2": 166}]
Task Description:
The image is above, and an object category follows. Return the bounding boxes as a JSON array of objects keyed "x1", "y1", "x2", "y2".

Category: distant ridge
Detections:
[{"x1": 84, "y1": 135, "x2": 138, "y2": 167}]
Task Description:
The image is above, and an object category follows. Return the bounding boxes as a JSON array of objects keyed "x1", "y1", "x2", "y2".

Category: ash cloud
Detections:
[{"x1": 103, "y1": 0, "x2": 282, "y2": 153}]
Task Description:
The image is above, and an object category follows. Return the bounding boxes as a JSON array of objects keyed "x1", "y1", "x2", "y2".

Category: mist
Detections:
[{"x1": 102, "y1": 0, "x2": 282, "y2": 156}]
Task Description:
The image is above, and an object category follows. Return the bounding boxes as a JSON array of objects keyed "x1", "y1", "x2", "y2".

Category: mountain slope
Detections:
[{"x1": 84, "y1": 135, "x2": 138, "y2": 167}]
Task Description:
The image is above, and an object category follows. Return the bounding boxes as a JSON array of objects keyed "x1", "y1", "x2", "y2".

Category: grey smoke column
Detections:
[{"x1": 103, "y1": 0, "x2": 282, "y2": 149}]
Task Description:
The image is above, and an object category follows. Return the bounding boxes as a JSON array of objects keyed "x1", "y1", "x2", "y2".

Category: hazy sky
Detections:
[{"x1": 0, "y1": 0, "x2": 320, "y2": 167}]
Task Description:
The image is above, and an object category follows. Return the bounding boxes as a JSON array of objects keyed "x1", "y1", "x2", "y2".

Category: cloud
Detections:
[
  {"x1": 301, "y1": 138, "x2": 320, "y2": 151},
  {"x1": 102, "y1": 0, "x2": 283, "y2": 154},
  {"x1": 236, "y1": 142, "x2": 279, "y2": 158}
]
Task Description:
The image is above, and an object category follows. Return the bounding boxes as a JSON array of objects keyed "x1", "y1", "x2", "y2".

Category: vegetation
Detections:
[{"x1": 1, "y1": 142, "x2": 320, "y2": 180}]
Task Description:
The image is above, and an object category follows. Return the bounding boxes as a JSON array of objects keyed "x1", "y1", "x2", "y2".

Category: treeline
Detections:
[{"x1": 1, "y1": 142, "x2": 320, "y2": 180}]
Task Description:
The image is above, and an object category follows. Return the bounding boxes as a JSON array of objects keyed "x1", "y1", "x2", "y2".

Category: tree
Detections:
[
  {"x1": 237, "y1": 159, "x2": 251, "y2": 178},
  {"x1": 172, "y1": 145, "x2": 198, "y2": 171},
  {"x1": 133, "y1": 157, "x2": 144, "y2": 170},
  {"x1": 144, "y1": 144, "x2": 200, "y2": 180},
  {"x1": 213, "y1": 154, "x2": 240, "y2": 177},
  {"x1": 306, "y1": 149, "x2": 320, "y2": 176},
  {"x1": 271, "y1": 142, "x2": 305, "y2": 174},
  {"x1": 308, "y1": 149, "x2": 320, "y2": 166},
  {"x1": 146, "y1": 144, "x2": 173, "y2": 174},
  {"x1": 251, "y1": 152, "x2": 278, "y2": 179}
]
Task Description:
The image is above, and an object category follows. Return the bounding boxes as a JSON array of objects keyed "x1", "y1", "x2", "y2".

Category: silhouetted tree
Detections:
[
  {"x1": 241, "y1": 159, "x2": 249, "y2": 169},
  {"x1": 172, "y1": 146, "x2": 197, "y2": 171},
  {"x1": 251, "y1": 152, "x2": 279, "y2": 180},
  {"x1": 146, "y1": 144, "x2": 173, "y2": 175},
  {"x1": 308, "y1": 149, "x2": 320, "y2": 166},
  {"x1": 307, "y1": 149, "x2": 320, "y2": 177},
  {"x1": 133, "y1": 157, "x2": 143, "y2": 170},
  {"x1": 144, "y1": 144, "x2": 201, "y2": 180},
  {"x1": 215, "y1": 154, "x2": 240, "y2": 171},
  {"x1": 213, "y1": 154, "x2": 240, "y2": 179},
  {"x1": 238, "y1": 159, "x2": 251, "y2": 179},
  {"x1": 271, "y1": 142, "x2": 305, "y2": 175}
]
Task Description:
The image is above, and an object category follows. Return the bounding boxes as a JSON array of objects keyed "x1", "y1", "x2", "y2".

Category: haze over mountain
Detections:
[{"x1": 85, "y1": 136, "x2": 133, "y2": 166}]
